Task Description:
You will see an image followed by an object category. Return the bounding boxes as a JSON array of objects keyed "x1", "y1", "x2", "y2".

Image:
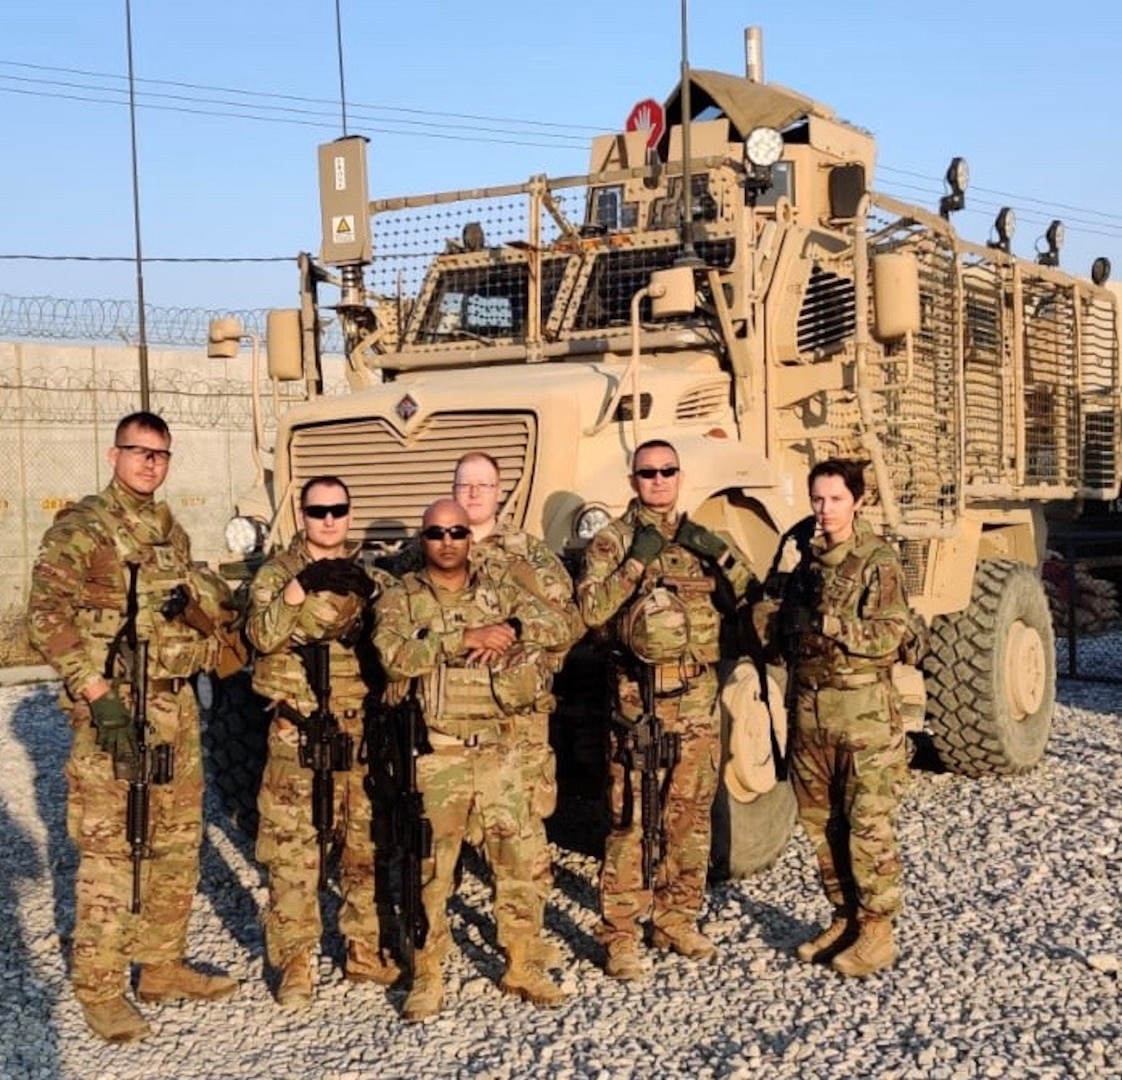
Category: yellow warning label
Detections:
[{"x1": 332, "y1": 215, "x2": 355, "y2": 244}]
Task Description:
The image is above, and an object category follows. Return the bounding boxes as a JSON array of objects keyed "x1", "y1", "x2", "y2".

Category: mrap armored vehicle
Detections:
[{"x1": 211, "y1": 30, "x2": 1121, "y2": 875}]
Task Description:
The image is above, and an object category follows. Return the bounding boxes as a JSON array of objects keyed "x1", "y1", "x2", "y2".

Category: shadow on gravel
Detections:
[
  {"x1": 197, "y1": 822, "x2": 265, "y2": 961},
  {"x1": 710, "y1": 883, "x2": 820, "y2": 955},
  {"x1": 0, "y1": 796, "x2": 62, "y2": 1079},
  {"x1": 11, "y1": 685, "x2": 76, "y2": 972},
  {"x1": 447, "y1": 842, "x2": 602, "y2": 971}
]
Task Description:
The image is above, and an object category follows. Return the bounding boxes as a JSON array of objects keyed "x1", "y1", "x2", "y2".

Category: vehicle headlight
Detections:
[
  {"x1": 745, "y1": 126, "x2": 783, "y2": 168},
  {"x1": 225, "y1": 515, "x2": 267, "y2": 555},
  {"x1": 574, "y1": 505, "x2": 611, "y2": 542}
]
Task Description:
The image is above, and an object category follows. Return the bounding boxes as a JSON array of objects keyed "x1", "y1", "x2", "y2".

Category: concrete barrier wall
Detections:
[{"x1": 0, "y1": 339, "x2": 344, "y2": 665}]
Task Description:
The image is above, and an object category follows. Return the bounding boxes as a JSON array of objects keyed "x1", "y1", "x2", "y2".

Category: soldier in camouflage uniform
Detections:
[
  {"x1": 452, "y1": 452, "x2": 582, "y2": 964},
  {"x1": 373, "y1": 498, "x2": 571, "y2": 1022},
  {"x1": 27, "y1": 412, "x2": 238, "y2": 1043},
  {"x1": 771, "y1": 458, "x2": 916, "y2": 977},
  {"x1": 578, "y1": 440, "x2": 755, "y2": 980},
  {"x1": 380, "y1": 453, "x2": 582, "y2": 966},
  {"x1": 247, "y1": 476, "x2": 397, "y2": 1007}
]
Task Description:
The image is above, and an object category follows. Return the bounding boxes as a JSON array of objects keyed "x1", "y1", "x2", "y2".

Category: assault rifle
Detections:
[
  {"x1": 288, "y1": 642, "x2": 354, "y2": 889},
  {"x1": 367, "y1": 681, "x2": 432, "y2": 969},
  {"x1": 613, "y1": 664, "x2": 681, "y2": 890},
  {"x1": 105, "y1": 563, "x2": 174, "y2": 914},
  {"x1": 764, "y1": 516, "x2": 823, "y2": 777}
]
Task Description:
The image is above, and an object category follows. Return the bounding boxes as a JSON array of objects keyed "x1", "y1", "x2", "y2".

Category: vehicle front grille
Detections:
[{"x1": 289, "y1": 411, "x2": 537, "y2": 543}]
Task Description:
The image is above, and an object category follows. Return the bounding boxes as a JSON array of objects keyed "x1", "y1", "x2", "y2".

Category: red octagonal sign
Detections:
[{"x1": 625, "y1": 98, "x2": 665, "y2": 150}]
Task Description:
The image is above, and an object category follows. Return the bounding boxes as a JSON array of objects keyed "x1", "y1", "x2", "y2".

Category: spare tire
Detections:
[
  {"x1": 200, "y1": 669, "x2": 269, "y2": 837},
  {"x1": 710, "y1": 776, "x2": 798, "y2": 880}
]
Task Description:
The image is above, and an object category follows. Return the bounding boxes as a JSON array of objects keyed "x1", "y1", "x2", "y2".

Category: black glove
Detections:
[
  {"x1": 779, "y1": 602, "x2": 821, "y2": 641},
  {"x1": 90, "y1": 693, "x2": 137, "y2": 757},
  {"x1": 626, "y1": 524, "x2": 665, "y2": 567},
  {"x1": 675, "y1": 518, "x2": 729, "y2": 562},
  {"x1": 296, "y1": 558, "x2": 372, "y2": 599}
]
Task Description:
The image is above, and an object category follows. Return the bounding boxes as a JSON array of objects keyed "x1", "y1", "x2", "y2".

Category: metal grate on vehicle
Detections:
[
  {"x1": 797, "y1": 264, "x2": 856, "y2": 357},
  {"x1": 675, "y1": 379, "x2": 730, "y2": 422},
  {"x1": 289, "y1": 412, "x2": 537, "y2": 544}
]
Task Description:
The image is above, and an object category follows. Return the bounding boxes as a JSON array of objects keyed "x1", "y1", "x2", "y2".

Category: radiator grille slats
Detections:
[{"x1": 289, "y1": 412, "x2": 536, "y2": 542}]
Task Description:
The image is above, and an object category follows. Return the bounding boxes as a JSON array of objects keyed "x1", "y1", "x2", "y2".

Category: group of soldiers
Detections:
[{"x1": 28, "y1": 412, "x2": 920, "y2": 1043}]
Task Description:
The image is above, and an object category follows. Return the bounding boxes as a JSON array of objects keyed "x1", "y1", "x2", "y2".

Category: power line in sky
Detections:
[
  {"x1": 4, "y1": 57, "x2": 1122, "y2": 232},
  {"x1": 0, "y1": 59, "x2": 607, "y2": 133}
]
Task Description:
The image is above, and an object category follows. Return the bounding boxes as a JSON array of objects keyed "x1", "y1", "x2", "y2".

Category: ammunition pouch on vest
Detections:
[
  {"x1": 425, "y1": 664, "x2": 504, "y2": 739},
  {"x1": 78, "y1": 497, "x2": 210, "y2": 680}
]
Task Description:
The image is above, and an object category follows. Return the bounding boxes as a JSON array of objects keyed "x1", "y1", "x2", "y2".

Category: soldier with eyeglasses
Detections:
[
  {"x1": 246, "y1": 475, "x2": 398, "y2": 1007},
  {"x1": 373, "y1": 498, "x2": 572, "y2": 1022},
  {"x1": 27, "y1": 411, "x2": 239, "y2": 1042},
  {"x1": 578, "y1": 439, "x2": 757, "y2": 980}
]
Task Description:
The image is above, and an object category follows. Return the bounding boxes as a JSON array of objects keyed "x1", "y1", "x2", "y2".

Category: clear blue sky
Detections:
[{"x1": 3, "y1": 1, "x2": 1121, "y2": 313}]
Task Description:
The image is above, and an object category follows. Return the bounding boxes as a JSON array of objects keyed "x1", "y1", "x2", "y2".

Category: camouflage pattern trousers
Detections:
[
  {"x1": 65, "y1": 685, "x2": 203, "y2": 1005},
  {"x1": 416, "y1": 735, "x2": 535, "y2": 955},
  {"x1": 256, "y1": 710, "x2": 384, "y2": 968},
  {"x1": 599, "y1": 667, "x2": 719, "y2": 945},
  {"x1": 790, "y1": 680, "x2": 906, "y2": 919}
]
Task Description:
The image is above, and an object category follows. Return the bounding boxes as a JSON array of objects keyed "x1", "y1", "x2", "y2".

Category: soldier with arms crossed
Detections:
[
  {"x1": 578, "y1": 439, "x2": 755, "y2": 980},
  {"x1": 28, "y1": 411, "x2": 239, "y2": 1043},
  {"x1": 380, "y1": 453, "x2": 582, "y2": 965},
  {"x1": 246, "y1": 475, "x2": 398, "y2": 1006},
  {"x1": 769, "y1": 458, "x2": 918, "y2": 976},
  {"x1": 374, "y1": 498, "x2": 571, "y2": 1021},
  {"x1": 451, "y1": 452, "x2": 582, "y2": 965}
]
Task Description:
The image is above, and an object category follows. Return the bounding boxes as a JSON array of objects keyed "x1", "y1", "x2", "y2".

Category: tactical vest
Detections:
[
  {"x1": 620, "y1": 538, "x2": 721, "y2": 666},
  {"x1": 251, "y1": 547, "x2": 367, "y2": 713},
  {"x1": 402, "y1": 574, "x2": 538, "y2": 737},
  {"x1": 796, "y1": 533, "x2": 914, "y2": 680},
  {"x1": 74, "y1": 494, "x2": 211, "y2": 680}
]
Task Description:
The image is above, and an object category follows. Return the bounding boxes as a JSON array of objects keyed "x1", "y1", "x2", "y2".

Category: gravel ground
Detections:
[{"x1": 1, "y1": 678, "x2": 1119, "y2": 1080}]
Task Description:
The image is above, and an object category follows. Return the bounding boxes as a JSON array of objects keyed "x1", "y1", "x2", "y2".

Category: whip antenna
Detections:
[
  {"x1": 124, "y1": 0, "x2": 150, "y2": 408},
  {"x1": 335, "y1": 0, "x2": 349, "y2": 135}
]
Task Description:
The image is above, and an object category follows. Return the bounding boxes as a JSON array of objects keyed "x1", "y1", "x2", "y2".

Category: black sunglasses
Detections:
[
  {"x1": 633, "y1": 466, "x2": 680, "y2": 479},
  {"x1": 302, "y1": 502, "x2": 350, "y2": 519},
  {"x1": 420, "y1": 524, "x2": 472, "y2": 541}
]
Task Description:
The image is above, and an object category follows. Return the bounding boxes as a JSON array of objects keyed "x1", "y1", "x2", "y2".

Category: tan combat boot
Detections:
[
  {"x1": 344, "y1": 939, "x2": 401, "y2": 986},
  {"x1": 499, "y1": 941, "x2": 567, "y2": 1006},
  {"x1": 830, "y1": 916, "x2": 899, "y2": 977},
  {"x1": 529, "y1": 936, "x2": 566, "y2": 970},
  {"x1": 80, "y1": 996, "x2": 151, "y2": 1043},
  {"x1": 604, "y1": 937, "x2": 651, "y2": 981},
  {"x1": 651, "y1": 923, "x2": 717, "y2": 961},
  {"x1": 402, "y1": 949, "x2": 444, "y2": 1023},
  {"x1": 136, "y1": 961, "x2": 238, "y2": 1004},
  {"x1": 796, "y1": 910, "x2": 857, "y2": 964},
  {"x1": 275, "y1": 949, "x2": 315, "y2": 1009}
]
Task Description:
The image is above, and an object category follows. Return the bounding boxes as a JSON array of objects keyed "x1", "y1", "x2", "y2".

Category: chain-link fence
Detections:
[{"x1": 1044, "y1": 523, "x2": 1122, "y2": 683}]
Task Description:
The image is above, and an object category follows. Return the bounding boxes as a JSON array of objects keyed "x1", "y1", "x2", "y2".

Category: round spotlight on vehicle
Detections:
[
  {"x1": 1037, "y1": 219, "x2": 1065, "y2": 267},
  {"x1": 990, "y1": 206, "x2": 1016, "y2": 253},
  {"x1": 745, "y1": 126, "x2": 783, "y2": 168},
  {"x1": 225, "y1": 515, "x2": 267, "y2": 555},
  {"x1": 1092, "y1": 257, "x2": 1112, "y2": 286},
  {"x1": 939, "y1": 156, "x2": 969, "y2": 218},
  {"x1": 574, "y1": 504, "x2": 611, "y2": 542},
  {"x1": 947, "y1": 156, "x2": 970, "y2": 193}
]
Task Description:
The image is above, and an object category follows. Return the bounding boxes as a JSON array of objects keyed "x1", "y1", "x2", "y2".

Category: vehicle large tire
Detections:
[
  {"x1": 710, "y1": 776, "x2": 798, "y2": 881},
  {"x1": 925, "y1": 559, "x2": 1055, "y2": 777},
  {"x1": 200, "y1": 669, "x2": 270, "y2": 837}
]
